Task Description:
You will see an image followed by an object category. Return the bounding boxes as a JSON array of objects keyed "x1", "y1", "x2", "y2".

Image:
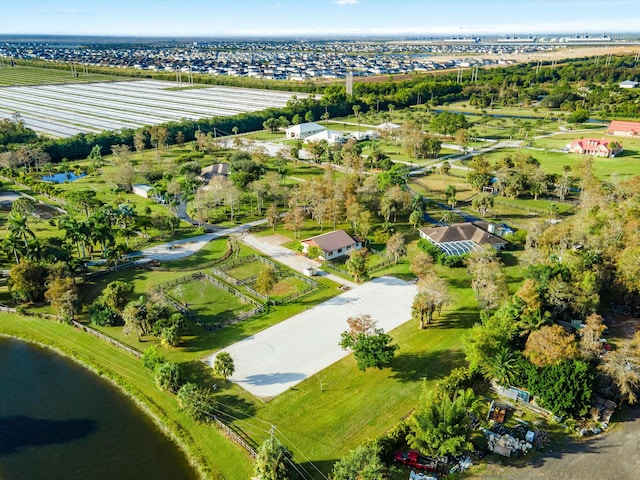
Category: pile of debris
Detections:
[{"x1": 482, "y1": 427, "x2": 535, "y2": 457}]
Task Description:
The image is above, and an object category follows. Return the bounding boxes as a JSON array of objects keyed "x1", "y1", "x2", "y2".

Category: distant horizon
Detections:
[
  {"x1": 2, "y1": 32, "x2": 640, "y2": 43},
  {"x1": 3, "y1": 0, "x2": 640, "y2": 38}
]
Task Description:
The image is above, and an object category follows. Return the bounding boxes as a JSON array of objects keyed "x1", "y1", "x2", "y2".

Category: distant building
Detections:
[
  {"x1": 301, "y1": 230, "x2": 361, "y2": 260},
  {"x1": 418, "y1": 222, "x2": 507, "y2": 256},
  {"x1": 619, "y1": 80, "x2": 640, "y2": 89},
  {"x1": 304, "y1": 129, "x2": 346, "y2": 145},
  {"x1": 376, "y1": 122, "x2": 401, "y2": 132},
  {"x1": 608, "y1": 120, "x2": 640, "y2": 137},
  {"x1": 285, "y1": 122, "x2": 326, "y2": 139},
  {"x1": 132, "y1": 184, "x2": 153, "y2": 198},
  {"x1": 567, "y1": 138, "x2": 622, "y2": 157},
  {"x1": 198, "y1": 163, "x2": 229, "y2": 183}
]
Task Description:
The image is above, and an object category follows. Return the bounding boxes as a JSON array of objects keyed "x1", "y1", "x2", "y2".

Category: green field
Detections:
[
  {"x1": 167, "y1": 279, "x2": 256, "y2": 325},
  {"x1": 0, "y1": 65, "x2": 125, "y2": 86},
  {"x1": 478, "y1": 147, "x2": 640, "y2": 181}
]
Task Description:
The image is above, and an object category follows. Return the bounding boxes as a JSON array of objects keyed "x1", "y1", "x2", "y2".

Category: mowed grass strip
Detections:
[{"x1": 167, "y1": 279, "x2": 256, "y2": 325}]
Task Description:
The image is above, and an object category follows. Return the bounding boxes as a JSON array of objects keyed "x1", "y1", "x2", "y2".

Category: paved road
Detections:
[{"x1": 136, "y1": 219, "x2": 267, "y2": 262}]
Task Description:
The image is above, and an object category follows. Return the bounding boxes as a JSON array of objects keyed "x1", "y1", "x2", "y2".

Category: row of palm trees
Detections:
[{"x1": 2, "y1": 203, "x2": 145, "y2": 267}]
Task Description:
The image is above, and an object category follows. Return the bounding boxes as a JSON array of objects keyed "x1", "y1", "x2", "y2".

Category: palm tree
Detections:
[
  {"x1": 481, "y1": 346, "x2": 518, "y2": 386},
  {"x1": 213, "y1": 352, "x2": 235, "y2": 381},
  {"x1": 8, "y1": 213, "x2": 35, "y2": 250},
  {"x1": 2, "y1": 235, "x2": 26, "y2": 264}
]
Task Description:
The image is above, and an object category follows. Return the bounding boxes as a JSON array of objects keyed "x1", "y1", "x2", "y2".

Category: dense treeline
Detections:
[{"x1": 6, "y1": 54, "x2": 640, "y2": 164}]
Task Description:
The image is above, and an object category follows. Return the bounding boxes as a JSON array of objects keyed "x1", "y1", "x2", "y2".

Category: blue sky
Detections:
[{"x1": 2, "y1": 0, "x2": 640, "y2": 37}]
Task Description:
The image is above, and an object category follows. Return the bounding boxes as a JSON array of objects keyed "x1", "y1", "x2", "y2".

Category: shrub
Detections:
[
  {"x1": 142, "y1": 346, "x2": 165, "y2": 370},
  {"x1": 88, "y1": 299, "x2": 123, "y2": 326},
  {"x1": 154, "y1": 361, "x2": 184, "y2": 393}
]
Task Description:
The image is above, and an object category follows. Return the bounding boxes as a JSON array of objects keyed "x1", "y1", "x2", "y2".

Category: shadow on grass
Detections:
[
  {"x1": 212, "y1": 393, "x2": 257, "y2": 419},
  {"x1": 433, "y1": 308, "x2": 479, "y2": 329},
  {"x1": 181, "y1": 359, "x2": 217, "y2": 386},
  {"x1": 390, "y1": 349, "x2": 465, "y2": 383},
  {"x1": 297, "y1": 459, "x2": 337, "y2": 480}
]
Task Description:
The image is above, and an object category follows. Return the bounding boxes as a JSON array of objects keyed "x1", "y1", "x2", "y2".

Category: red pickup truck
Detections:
[{"x1": 394, "y1": 451, "x2": 438, "y2": 472}]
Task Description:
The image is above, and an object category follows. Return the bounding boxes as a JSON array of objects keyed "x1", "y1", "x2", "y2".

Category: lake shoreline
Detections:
[{"x1": 0, "y1": 327, "x2": 209, "y2": 480}]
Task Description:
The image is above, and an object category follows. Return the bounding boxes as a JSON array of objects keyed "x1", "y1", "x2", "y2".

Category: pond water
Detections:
[
  {"x1": 0, "y1": 338, "x2": 197, "y2": 480},
  {"x1": 41, "y1": 172, "x2": 86, "y2": 183}
]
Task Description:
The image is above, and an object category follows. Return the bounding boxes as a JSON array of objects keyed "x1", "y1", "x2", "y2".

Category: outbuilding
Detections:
[
  {"x1": 301, "y1": 230, "x2": 361, "y2": 260},
  {"x1": 285, "y1": 122, "x2": 327, "y2": 139},
  {"x1": 132, "y1": 184, "x2": 153, "y2": 198}
]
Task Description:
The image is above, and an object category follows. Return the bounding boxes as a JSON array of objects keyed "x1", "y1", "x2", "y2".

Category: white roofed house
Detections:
[
  {"x1": 301, "y1": 230, "x2": 362, "y2": 261},
  {"x1": 304, "y1": 129, "x2": 346, "y2": 145},
  {"x1": 285, "y1": 122, "x2": 326, "y2": 139},
  {"x1": 376, "y1": 122, "x2": 401, "y2": 132}
]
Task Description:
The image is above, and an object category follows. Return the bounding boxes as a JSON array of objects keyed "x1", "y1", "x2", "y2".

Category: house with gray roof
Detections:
[
  {"x1": 419, "y1": 222, "x2": 507, "y2": 256},
  {"x1": 301, "y1": 230, "x2": 361, "y2": 260}
]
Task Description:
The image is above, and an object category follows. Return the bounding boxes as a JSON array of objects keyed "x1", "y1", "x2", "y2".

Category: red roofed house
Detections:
[
  {"x1": 608, "y1": 120, "x2": 640, "y2": 137},
  {"x1": 301, "y1": 230, "x2": 362, "y2": 260},
  {"x1": 568, "y1": 138, "x2": 622, "y2": 158}
]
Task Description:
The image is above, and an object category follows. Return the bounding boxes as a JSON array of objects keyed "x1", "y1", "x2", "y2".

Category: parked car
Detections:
[{"x1": 394, "y1": 451, "x2": 438, "y2": 472}]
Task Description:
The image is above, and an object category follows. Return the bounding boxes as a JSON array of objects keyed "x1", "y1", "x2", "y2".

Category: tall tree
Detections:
[
  {"x1": 524, "y1": 324, "x2": 579, "y2": 367},
  {"x1": 408, "y1": 387, "x2": 478, "y2": 457},
  {"x1": 412, "y1": 274, "x2": 452, "y2": 329},
  {"x1": 385, "y1": 232, "x2": 406, "y2": 265},
  {"x1": 253, "y1": 438, "x2": 294, "y2": 480}
]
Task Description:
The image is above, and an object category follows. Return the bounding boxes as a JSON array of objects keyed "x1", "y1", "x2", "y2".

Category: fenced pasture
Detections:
[
  {"x1": 0, "y1": 79, "x2": 296, "y2": 138},
  {"x1": 213, "y1": 254, "x2": 322, "y2": 304},
  {"x1": 157, "y1": 272, "x2": 263, "y2": 330}
]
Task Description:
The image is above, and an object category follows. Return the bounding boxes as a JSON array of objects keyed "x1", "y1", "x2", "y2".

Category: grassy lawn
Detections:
[
  {"x1": 478, "y1": 147, "x2": 640, "y2": 181},
  {"x1": 411, "y1": 174, "x2": 476, "y2": 202},
  {"x1": 167, "y1": 279, "x2": 255, "y2": 325},
  {"x1": 224, "y1": 260, "x2": 265, "y2": 280},
  {"x1": 271, "y1": 276, "x2": 308, "y2": 298}
]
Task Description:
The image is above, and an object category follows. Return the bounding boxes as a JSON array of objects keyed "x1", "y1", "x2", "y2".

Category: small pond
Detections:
[{"x1": 41, "y1": 172, "x2": 86, "y2": 183}]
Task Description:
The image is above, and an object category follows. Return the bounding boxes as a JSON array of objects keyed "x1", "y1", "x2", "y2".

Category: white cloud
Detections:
[
  {"x1": 57, "y1": 9, "x2": 94, "y2": 16},
  {"x1": 333, "y1": 0, "x2": 359, "y2": 5}
]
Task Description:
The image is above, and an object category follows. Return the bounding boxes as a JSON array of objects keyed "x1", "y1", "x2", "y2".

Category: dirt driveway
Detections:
[{"x1": 472, "y1": 406, "x2": 640, "y2": 480}]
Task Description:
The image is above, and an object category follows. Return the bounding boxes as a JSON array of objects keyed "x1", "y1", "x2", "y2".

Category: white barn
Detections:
[
  {"x1": 285, "y1": 122, "x2": 326, "y2": 139},
  {"x1": 132, "y1": 184, "x2": 153, "y2": 198}
]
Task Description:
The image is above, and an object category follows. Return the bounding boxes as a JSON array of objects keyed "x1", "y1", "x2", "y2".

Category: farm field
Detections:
[
  {"x1": 0, "y1": 65, "x2": 126, "y2": 86},
  {"x1": 0, "y1": 79, "x2": 297, "y2": 138}
]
